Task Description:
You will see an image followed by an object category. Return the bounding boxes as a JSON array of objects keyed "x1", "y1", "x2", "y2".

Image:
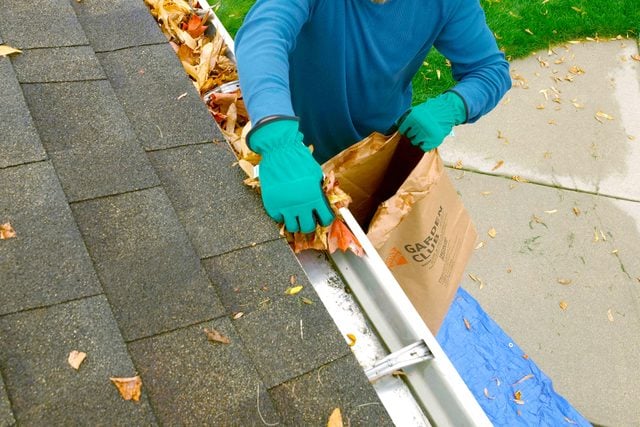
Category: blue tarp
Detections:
[{"x1": 436, "y1": 287, "x2": 591, "y2": 426}]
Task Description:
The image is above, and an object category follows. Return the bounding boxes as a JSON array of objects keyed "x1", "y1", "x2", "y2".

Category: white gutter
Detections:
[{"x1": 197, "y1": 3, "x2": 491, "y2": 424}]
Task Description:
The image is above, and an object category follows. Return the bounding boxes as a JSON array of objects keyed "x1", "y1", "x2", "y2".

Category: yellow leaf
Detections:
[
  {"x1": 0, "y1": 222, "x2": 17, "y2": 240},
  {"x1": 453, "y1": 160, "x2": 463, "y2": 169},
  {"x1": 559, "y1": 301, "x2": 569, "y2": 310},
  {"x1": 346, "y1": 333, "x2": 356, "y2": 347},
  {"x1": 0, "y1": 45, "x2": 22, "y2": 57},
  {"x1": 327, "y1": 408, "x2": 344, "y2": 427},
  {"x1": 67, "y1": 350, "x2": 87, "y2": 370},
  {"x1": 491, "y1": 160, "x2": 504, "y2": 171},
  {"x1": 632, "y1": 54, "x2": 640, "y2": 62},
  {"x1": 488, "y1": 228, "x2": 497, "y2": 238},
  {"x1": 204, "y1": 327, "x2": 230, "y2": 344},
  {"x1": 607, "y1": 309, "x2": 614, "y2": 322},
  {"x1": 595, "y1": 111, "x2": 614, "y2": 123},
  {"x1": 514, "y1": 390, "x2": 522, "y2": 400},
  {"x1": 110, "y1": 376, "x2": 142, "y2": 402},
  {"x1": 557, "y1": 279, "x2": 572, "y2": 285},
  {"x1": 285, "y1": 285, "x2": 303, "y2": 295},
  {"x1": 512, "y1": 175, "x2": 529, "y2": 183},
  {"x1": 524, "y1": 28, "x2": 534, "y2": 35}
]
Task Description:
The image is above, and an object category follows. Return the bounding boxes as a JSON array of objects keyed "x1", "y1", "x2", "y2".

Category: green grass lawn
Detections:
[{"x1": 211, "y1": 0, "x2": 639, "y2": 104}]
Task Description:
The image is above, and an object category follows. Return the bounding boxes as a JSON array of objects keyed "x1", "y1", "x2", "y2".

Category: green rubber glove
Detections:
[
  {"x1": 397, "y1": 91, "x2": 467, "y2": 152},
  {"x1": 248, "y1": 117, "x2": 335, "y2": 233}
]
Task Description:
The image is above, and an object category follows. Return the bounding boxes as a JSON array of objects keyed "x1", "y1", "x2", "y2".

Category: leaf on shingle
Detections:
[
  {"x1": 110, "y1": 376, "x2": 142, "y2": 402},
  {"x1": 204, "y1": 327, "x2": 230, "y2": 344},
  {"x1": 285, "y1": 285, "x2": 303, "y2": 296},
  {"x1": 0, "y1": 45, "x2": 22, "y2": 57},
  {"x1": 0, "y1": 222, "x2": 17, "y2": 240},
  {"x1": 327, "y1": 408, "x2": 344, "y2": 427},
  {"x1": 68, "y1": 350, "x2": 87, "y2": 370}
]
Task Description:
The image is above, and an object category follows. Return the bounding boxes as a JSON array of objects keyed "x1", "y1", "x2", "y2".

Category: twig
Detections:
[{"x1": 256, "y1": 383, "x2": 279, "y2": 426}]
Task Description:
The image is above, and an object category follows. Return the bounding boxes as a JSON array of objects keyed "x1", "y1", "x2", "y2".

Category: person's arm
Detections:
[
  {"x1": 434, "y1": 0, "x2": 511, "y2": 124},
  {"x1": 235, "y1": 1, "x2": 334, "y2": 233},
  {"x1": 235, "y1": 0, "x2": 314, "y2": 125}
]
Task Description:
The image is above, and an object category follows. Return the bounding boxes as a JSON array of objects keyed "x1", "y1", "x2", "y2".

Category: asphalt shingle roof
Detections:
[{"x1": 0, "y1": 0, "x2": 391, "y2": 424}]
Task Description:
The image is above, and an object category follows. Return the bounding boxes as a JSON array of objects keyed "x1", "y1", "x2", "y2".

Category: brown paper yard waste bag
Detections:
[{"x1": 322, "y1": 132, "x2": 477, "y2": 334}]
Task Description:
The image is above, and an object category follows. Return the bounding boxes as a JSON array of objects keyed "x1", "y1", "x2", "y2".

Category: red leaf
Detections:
[
  {"x1": 184, "y1": 14, "x2": 207, "y2": 39},
  {"x1": 327, "y1": 219, "x2": 364, "y2": 256}
]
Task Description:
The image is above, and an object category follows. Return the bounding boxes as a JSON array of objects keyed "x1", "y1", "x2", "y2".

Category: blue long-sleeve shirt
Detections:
[{"x1": 235, "y1": 0, "x2": 510, "y2": 163}]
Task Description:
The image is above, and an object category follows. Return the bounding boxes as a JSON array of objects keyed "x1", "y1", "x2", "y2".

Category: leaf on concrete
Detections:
[
  {"x1": 110, "y1": 376, "x2": 142, "y2": 402},
  {"x1": 0, "y1": 45, "x2": 22, "y2": 57},
  {"x1": 557, "y1": 279, "x2": 572, "y2": 285},
  {"x1": 67, "y1": 350, "x2": 87, "y2": 370},
  {"x1": 327, "y1": 408, "x2": 344, "y2": 427},
  {"x1": 0, "y1": 222, "x2": 17, "y2": 240},
  {"x1": 487, "y1": 228, "x2": 497, "y2": 238},
  {"x1": 595, "y1": 111, "x2": 614, "y2": 123},
  {"x1": 607, "y1": 309, "x2": 614, "y2": 322},
  {"x1": 204, "y1": 327, "x2": 230, "y2": 344},
  {"x1": 559, "y1": 301, "x2": 569, "y2": 310}
]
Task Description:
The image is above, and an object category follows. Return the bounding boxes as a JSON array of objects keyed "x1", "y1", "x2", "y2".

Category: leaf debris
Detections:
[
  {"x1": 559, "y1": 301, "x2": 569, "y2": 310},
  {"x1": 68, "y1": 350, "x2": 87, "y2": 370},
  {"x1": 346, "y1": 333, "x2": 356, "y2": 347},
  {"x1": 488, "y1": 228, "x2": 497, "y2": 238},
  {"x1": 204, "y1": 327, "x2": 231, "y2": 344},
  {"x1": 557, "y1": 279, "x2": 572, "y2": 285},
  {"x1": 110, "y1": 376, "x2": 142, "y2": 402},
  {"x1": 327, "y1": 408, "x2": 344, "y2": 427},
  {"x1": 0, "y1": 222, "x2": 17, "y2": 240},
  {"x1": 285, "y1": 285, "x2": 304, "y2": 296},
  {"x1": 0, "y1": 45, "x2": 22, "y2": 57}
]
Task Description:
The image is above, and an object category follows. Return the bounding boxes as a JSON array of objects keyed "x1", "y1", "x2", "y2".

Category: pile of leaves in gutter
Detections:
[{"x1": 144, "y1": 0, "x2": 363, "y2": 255}]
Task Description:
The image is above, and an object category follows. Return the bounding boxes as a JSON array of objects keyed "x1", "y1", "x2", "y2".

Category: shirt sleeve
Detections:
[
  {"x1": 235, "y1": 0, "x2": 315, "y2": 124},
  {"x1": 434, "y1": 0, "x2": 511, "y2": 123}
]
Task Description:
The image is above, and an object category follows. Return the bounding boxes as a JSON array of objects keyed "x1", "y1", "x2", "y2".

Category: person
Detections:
[{"x1": 235, "y1": 0, "x2": 511, "y2": 234}]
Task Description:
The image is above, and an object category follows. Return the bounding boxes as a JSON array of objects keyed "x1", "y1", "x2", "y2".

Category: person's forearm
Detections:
[{"x1": 235, "y1": 0, "x2": 312, "y2": 124}]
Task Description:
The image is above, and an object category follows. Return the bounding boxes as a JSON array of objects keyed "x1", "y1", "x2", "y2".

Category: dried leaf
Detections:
[
  {"x1": 484, "y1": 388, "x2": 495, "y2": 400},
  {"x1": 68, "y1": 350, "x2": 87, "y2": 370},
  {"x1": 559, "y1": 301, "x2": 569, "y2": 310},
  {"x1": 232, "y1": 311, "x2": 244, "y2": 320},
  {"x1": 110, "y1": 376, "x2": 142, "y2": 402},
  {"x1": 327, "y1": 219, "x2": 364, "y2": 256},
  {"x1": 544, "y1": 209, "x2": 557, "y2": 214},
  {"x1": 0, "y1": 45, "x2": 22, "y2": 57},
  {"x1": 182, "y1": 13, "x2": 208, "y2": 39},
  {"x1": 491, "y1": 160, "x2": 504, "y2": 171},
  {"x1": 0, "y1": 222, "x2": 17, "y2": 240},
  {"x1": 488, "y1": 228, "x2": 497, "y2": 238},
  {"x1": 327, "y1": 408, "x2": 344, "y2": 427},
  {"x1": 453, "y1": 160, "x2": 463, "y2": 169},
  {"x1": 513, "y1": 374, "x2": 534, "y2": 385},
  {"x1": 557, "y1": 279, "x2": 572, "y2": 285},
  {"x1": 289, "y1": 275, "x2": 297, "y2": 285},
  {"x1": 285, "y1": 285, "x2": 304, "y2": 296},
  {"x1": 607, "y1": 309, "x2": 614, "y2": 322},
  {"x1": 475, "y1": 241, "x2": 485, "y2": 249},
  {"x1": 568, "y1": 65, "x2": 585, "y2": 75},
  {"x1": 346, "y1": 333, "x2": 356, "y2": 347},
  {"x1": 463, "y1": 318, "x2": 471, "y2": 330},
  {"x1": 512, "y1": 176, "x2": 529, "y2": 183},
  {"x1": 204, "y1": 327, "x2": 230, "y2": 344},
  {"x1": 300, "y1": 296, "x2": 314, "y2": 305},
  {"x1": 595, "y1": 111, "x2": 614, "y2": 123},
  {"x1": 514, "y1": 390, "x2": 522, "y2": 400},
  {"x1": 632, "y1": 54, "x2": 640, "y2": 62}
]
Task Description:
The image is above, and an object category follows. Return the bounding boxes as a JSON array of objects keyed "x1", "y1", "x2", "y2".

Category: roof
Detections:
[{"x1": 0, "y1": 0, "x2": 392, "y2": 424}]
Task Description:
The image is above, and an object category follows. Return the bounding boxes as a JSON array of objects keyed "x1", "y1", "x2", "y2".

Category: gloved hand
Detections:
[
  {"x1": 248, "y1": 117, "x2": 335, "y2": 233},
  {"x1": 397, "y1": 91, "x2": 467, "y2": 152}
]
